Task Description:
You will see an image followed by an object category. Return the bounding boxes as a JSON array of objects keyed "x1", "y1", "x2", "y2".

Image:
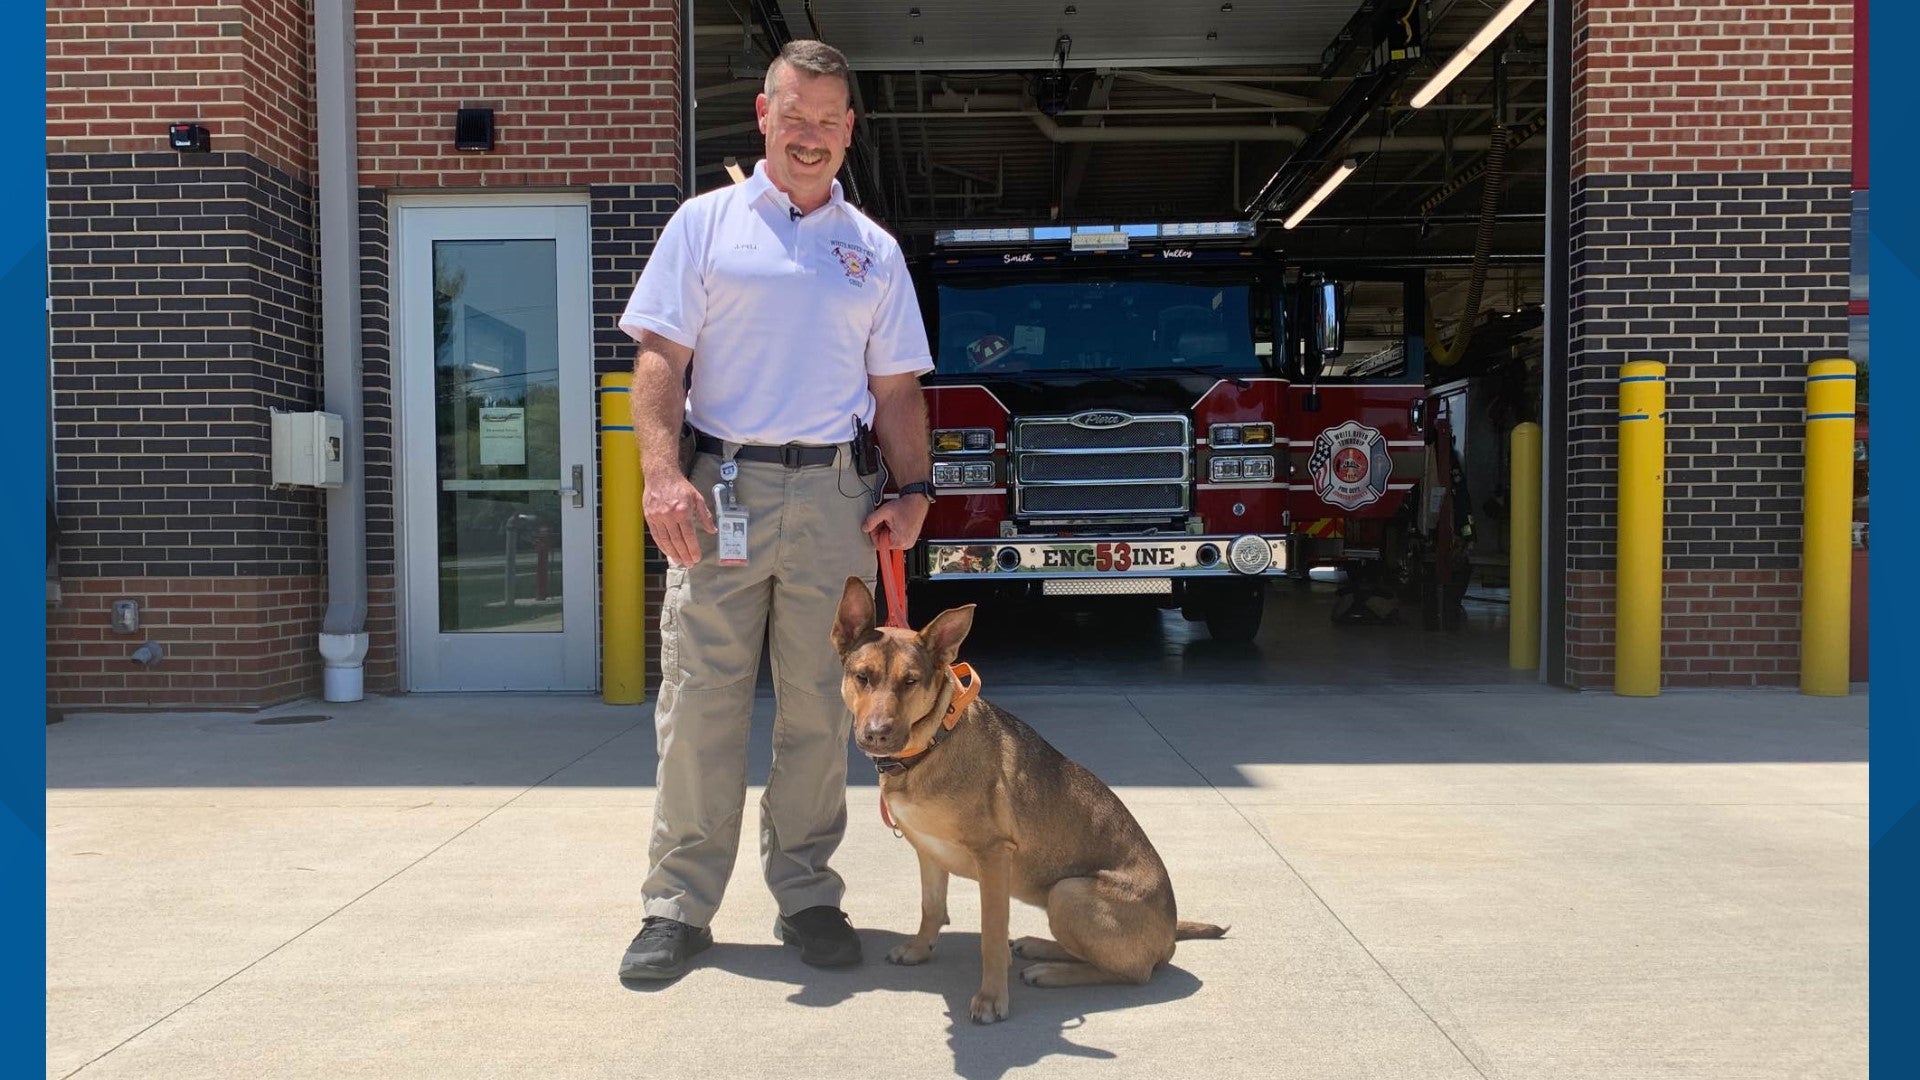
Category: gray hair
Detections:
[{"x1": 764, "y1": 39, "x2": 853, "y2": 101}]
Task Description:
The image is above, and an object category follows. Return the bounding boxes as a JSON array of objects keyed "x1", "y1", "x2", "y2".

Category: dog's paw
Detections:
[
  {"x1": 1011, "y1": 936, "x2": 1076, "y2": 961},
  {"x1": 886, "y1": 941, "x2": 934, "y2": 966},
  {"x1": 969, "y1": 988, "x2": 1010, "y2": 1024},
  {"x1": 1020, "y1": 961, "x2": 1083, "y2": 987}
]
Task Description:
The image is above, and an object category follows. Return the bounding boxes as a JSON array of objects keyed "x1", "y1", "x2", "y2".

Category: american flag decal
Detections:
[{"x1": 1307, "y1": 438, "x2": 1333, "y2": 481}]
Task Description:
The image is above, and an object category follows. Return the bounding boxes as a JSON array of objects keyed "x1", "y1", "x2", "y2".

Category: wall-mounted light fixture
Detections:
[
  {"x1": 454, "y1": 108, "x2": 496, "y2": 152},
  {"x1": 168, "y1": 122, "x2": 210, "y2": 153}
]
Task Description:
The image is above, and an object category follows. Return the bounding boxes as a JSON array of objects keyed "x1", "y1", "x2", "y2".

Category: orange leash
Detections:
[
  {"x1": 875, "y1": 526, "x2": 910, "y2": 629},
  {"x1": 875, "y1": 527, "x2": 908, "y2": 830}
]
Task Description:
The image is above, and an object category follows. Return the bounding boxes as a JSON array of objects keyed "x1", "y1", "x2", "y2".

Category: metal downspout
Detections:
[{"x1": 315, "y1": 0, "x2": 370, "y2": 700}]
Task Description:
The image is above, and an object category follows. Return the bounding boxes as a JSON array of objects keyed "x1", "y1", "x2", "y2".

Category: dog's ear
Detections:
[
  {"x1": 917, "y1": 604, "x2": 975, "y2": 668},
  {"x1": 832, "y1": 576, "x2": 878, "y2": 656}
]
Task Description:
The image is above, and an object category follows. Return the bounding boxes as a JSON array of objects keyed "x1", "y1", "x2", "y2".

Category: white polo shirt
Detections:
[{"x1": 619, "y1": 161, "x2": 933, "y2": 446}]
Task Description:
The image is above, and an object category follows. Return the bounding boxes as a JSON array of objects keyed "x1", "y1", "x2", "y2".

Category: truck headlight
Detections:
[
  {"x1": 932, "y1": 428, "x2": 994, "y2": 453},
  {"x1": 934, "y1": 461, "x2": 997, "y2": 487},
  {"x1": 1209, "y1": 455, "x2": 1274, "y2": 482},
  {"x1": 1209, "y1": 422, "x2": 1274, "y2": 447}
]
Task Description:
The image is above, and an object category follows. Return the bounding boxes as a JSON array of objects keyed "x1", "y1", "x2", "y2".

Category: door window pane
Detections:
[{"x1": 432, "y1": 239, "x2": 565, "y2": 633}]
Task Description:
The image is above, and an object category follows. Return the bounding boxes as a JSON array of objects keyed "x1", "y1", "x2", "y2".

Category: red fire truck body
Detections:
[{"x1": 900, "y1": 229, "x2": 1447, "y2": 639}]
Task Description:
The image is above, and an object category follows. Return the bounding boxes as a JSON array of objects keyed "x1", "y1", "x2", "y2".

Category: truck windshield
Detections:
[{"x1": 935, "y1": 280, "x2": 1263, "y2": 375}]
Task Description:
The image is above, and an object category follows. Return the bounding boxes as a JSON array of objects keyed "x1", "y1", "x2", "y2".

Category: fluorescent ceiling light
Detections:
[
  {"x1": 1409, "y1": 0, "x2": 1540, "y2": 109},
  {"x1": 1282, "y1": 159, "x2": 1358, "y2": 230}
]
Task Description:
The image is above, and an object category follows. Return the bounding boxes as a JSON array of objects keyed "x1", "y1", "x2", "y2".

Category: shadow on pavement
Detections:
[{"x1": 624, "y1": 930, "x2": 1204, "y2": 1080}]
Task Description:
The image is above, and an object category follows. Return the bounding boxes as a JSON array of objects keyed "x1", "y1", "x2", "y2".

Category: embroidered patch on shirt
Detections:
[{"x1": 831, "y1": 242, "x2": 873, "y2": 286}]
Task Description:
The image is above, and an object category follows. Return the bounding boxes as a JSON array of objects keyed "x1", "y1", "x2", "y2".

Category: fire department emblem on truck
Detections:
[{"x1": 1309, "y1": 420, "x2": 1391, "y2": 511}]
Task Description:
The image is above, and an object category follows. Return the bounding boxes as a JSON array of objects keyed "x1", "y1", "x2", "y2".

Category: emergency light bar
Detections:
[{"x1": 935, "y1": 220, "x2": 1255, "y2": 247}]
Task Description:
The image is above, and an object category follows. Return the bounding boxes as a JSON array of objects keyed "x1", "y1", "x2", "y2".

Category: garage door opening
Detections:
[{"x1": 688, "y1": 0, "x2": 1555, "y2": 686}]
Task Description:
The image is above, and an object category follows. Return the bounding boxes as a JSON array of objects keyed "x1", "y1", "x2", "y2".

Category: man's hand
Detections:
[
  {"x1": 629, "y1": 330, "x2": 711, "y2": 565},
  {"x1": 645, "y1": 470, "x2": 717, "y2": 565},
  {"x1": 863, "y1": 493, "x2": 929, "y2": 550}
]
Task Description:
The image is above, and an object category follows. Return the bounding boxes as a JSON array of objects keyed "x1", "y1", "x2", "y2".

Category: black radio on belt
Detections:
[{"x1": 851, "y1": 416, "x2": 880, "y2": 476}]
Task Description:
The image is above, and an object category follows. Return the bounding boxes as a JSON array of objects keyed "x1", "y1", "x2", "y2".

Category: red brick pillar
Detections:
[{"x1": 1563, "y1": 0, "x2": 1855, "y2": 688}]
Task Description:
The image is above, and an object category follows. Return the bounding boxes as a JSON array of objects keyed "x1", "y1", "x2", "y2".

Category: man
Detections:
[{"x1": 616, "y1": 39, "x2": 934, "y2": 982}]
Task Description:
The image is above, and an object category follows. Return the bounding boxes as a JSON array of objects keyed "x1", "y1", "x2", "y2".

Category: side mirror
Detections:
[{"x1": 1308, "y1": 277, "x2": 1345, "y2": 362}]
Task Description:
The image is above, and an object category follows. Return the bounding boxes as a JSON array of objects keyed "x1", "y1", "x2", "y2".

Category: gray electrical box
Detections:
[{"x1": 271, "y1": 411, "x2": 345, "y2": 488}]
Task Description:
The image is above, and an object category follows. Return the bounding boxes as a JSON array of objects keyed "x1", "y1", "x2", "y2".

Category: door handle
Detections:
[{"x1": 557, "y1": 464, "x2": 584, "y2": 508}]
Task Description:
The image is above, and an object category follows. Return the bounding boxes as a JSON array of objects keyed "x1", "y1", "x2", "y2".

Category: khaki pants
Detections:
[{"x1": 642, "y1": 448, "x2": 878, "y2": 927}]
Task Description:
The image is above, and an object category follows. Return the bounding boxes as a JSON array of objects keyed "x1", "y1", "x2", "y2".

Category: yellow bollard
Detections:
[
  {"x1": 1615, "y1": 361, "x2": 1665, "y2": 696},
  {"x1": 1800, "y1": 358, "x2": 1856, "y2": 696},
  {"x1": 1509, "y1": 422, "x2": 1541, "y2": 671},
  {"x1": 599, "y1": 373, "x2": 646, "y2": 704}
]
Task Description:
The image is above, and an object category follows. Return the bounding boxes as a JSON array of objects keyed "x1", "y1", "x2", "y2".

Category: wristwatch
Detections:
[{"x1": 897, "y1": 480, "x2": 936, "y2": 504}]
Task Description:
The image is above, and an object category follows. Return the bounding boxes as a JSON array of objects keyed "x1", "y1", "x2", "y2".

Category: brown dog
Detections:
[{"x1": 831, "y1": 578, "x2": 1226, "y2": 1024}]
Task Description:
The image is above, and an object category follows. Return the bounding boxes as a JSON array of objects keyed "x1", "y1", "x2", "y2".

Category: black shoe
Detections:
[
  {"x1": 774, "y1": 905, "x2": 863, "y2": 968},
  {"x1": 619, "y1": 916, "x2": 713, "y2": 981}
]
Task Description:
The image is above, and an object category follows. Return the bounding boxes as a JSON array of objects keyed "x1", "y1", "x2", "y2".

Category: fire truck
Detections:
[{"x1": 898, "y1": 222, "x2": 1469, "y2": 641}]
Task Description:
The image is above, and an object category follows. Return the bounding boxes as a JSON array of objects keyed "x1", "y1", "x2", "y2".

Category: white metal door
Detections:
[{"x1": 396, "y1": 201, "x2": 596, "y2": 691}]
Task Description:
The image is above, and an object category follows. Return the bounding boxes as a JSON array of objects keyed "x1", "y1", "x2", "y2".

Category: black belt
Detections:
[{"x1": 694, "y1": 432, "x2": 841, "y2": 468}]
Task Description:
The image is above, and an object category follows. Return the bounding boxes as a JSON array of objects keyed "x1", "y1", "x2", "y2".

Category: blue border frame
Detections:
[
  {"x1": 1870, "y1": 0, "x2": 1911, "y2": 1070},
  {"x1": 6, "y1": 0, "x2": 46, "y2": 1066}
]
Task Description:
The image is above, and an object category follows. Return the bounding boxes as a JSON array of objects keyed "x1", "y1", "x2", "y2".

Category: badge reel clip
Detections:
[{"x1": 714, "y1": 459, "x2": 750, "y2": 567}]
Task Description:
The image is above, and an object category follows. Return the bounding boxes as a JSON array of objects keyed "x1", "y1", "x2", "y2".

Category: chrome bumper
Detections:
[{"x1": 924, "y1": 535, "x2": 1288, "y2": 580}]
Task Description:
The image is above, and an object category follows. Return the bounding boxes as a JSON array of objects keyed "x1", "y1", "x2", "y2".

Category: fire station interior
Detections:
[{"x1": 692, "y1": 0, "x2": 1550, "y2": 685}]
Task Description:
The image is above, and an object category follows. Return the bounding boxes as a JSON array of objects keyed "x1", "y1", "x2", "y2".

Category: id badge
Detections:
[{"x1": 713, "y1": 481, "x2": 749, "y2": 567}]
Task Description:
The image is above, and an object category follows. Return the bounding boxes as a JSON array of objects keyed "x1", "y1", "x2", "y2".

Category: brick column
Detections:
[
  {"x1": 591, "y1": 184, "x2": 681, "y2": 691},
  {"x1": 46, "y1": 1, "x2": 323, "y2": 709},
  {"x1": 357, "y1": 187, "x2": 400, "y2": 694},
  {"x1": 1566, "y1": 0, "x2": 1853, "y2": 687}
]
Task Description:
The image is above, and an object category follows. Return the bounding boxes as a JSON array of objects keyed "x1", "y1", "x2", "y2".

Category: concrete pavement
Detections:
[{"x1": 47, "y1": 684, "x2": 1867, "y2": 1079}]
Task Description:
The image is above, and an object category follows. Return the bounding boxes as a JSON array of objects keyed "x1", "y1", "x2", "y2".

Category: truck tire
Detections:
[{"x1": 1202, "y1": 583, "x2": 1266, "y2": 642}]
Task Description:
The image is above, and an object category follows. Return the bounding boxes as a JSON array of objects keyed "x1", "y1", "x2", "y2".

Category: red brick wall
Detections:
[
  {"x1": 1566, "y1": 0, "x2": 1854, "y2": 689},
  {"x1": 1572, "y1": 0, "x2": 1852, "y2": 174},
  {"x1": 1566, "y1": 569, "x2": 1803, "y2": 688},
  {"x1": 48, "y1": 577, "x2": 323, "y2": 710},
  {"x1": 355, "y1": 0, "x2": 680, "y2": 188},
  {"x1": 47, "y1": 0, "x2": 315, "y2": 179}
]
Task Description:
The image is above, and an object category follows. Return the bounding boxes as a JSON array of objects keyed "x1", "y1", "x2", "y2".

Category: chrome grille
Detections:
[
  {"x1": 1019, "y1": 419, "x2": 1187, "y2": 450},
  {"x1": 1013, "y1": 414, "x2": 1190, "y2": 517},
  {"x1": 1018, "y1": 449, "x2": 1188, "y2": 482},
  {"x1": 1020, "y1": 484, "x2": 1187, "y2": 514}
]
